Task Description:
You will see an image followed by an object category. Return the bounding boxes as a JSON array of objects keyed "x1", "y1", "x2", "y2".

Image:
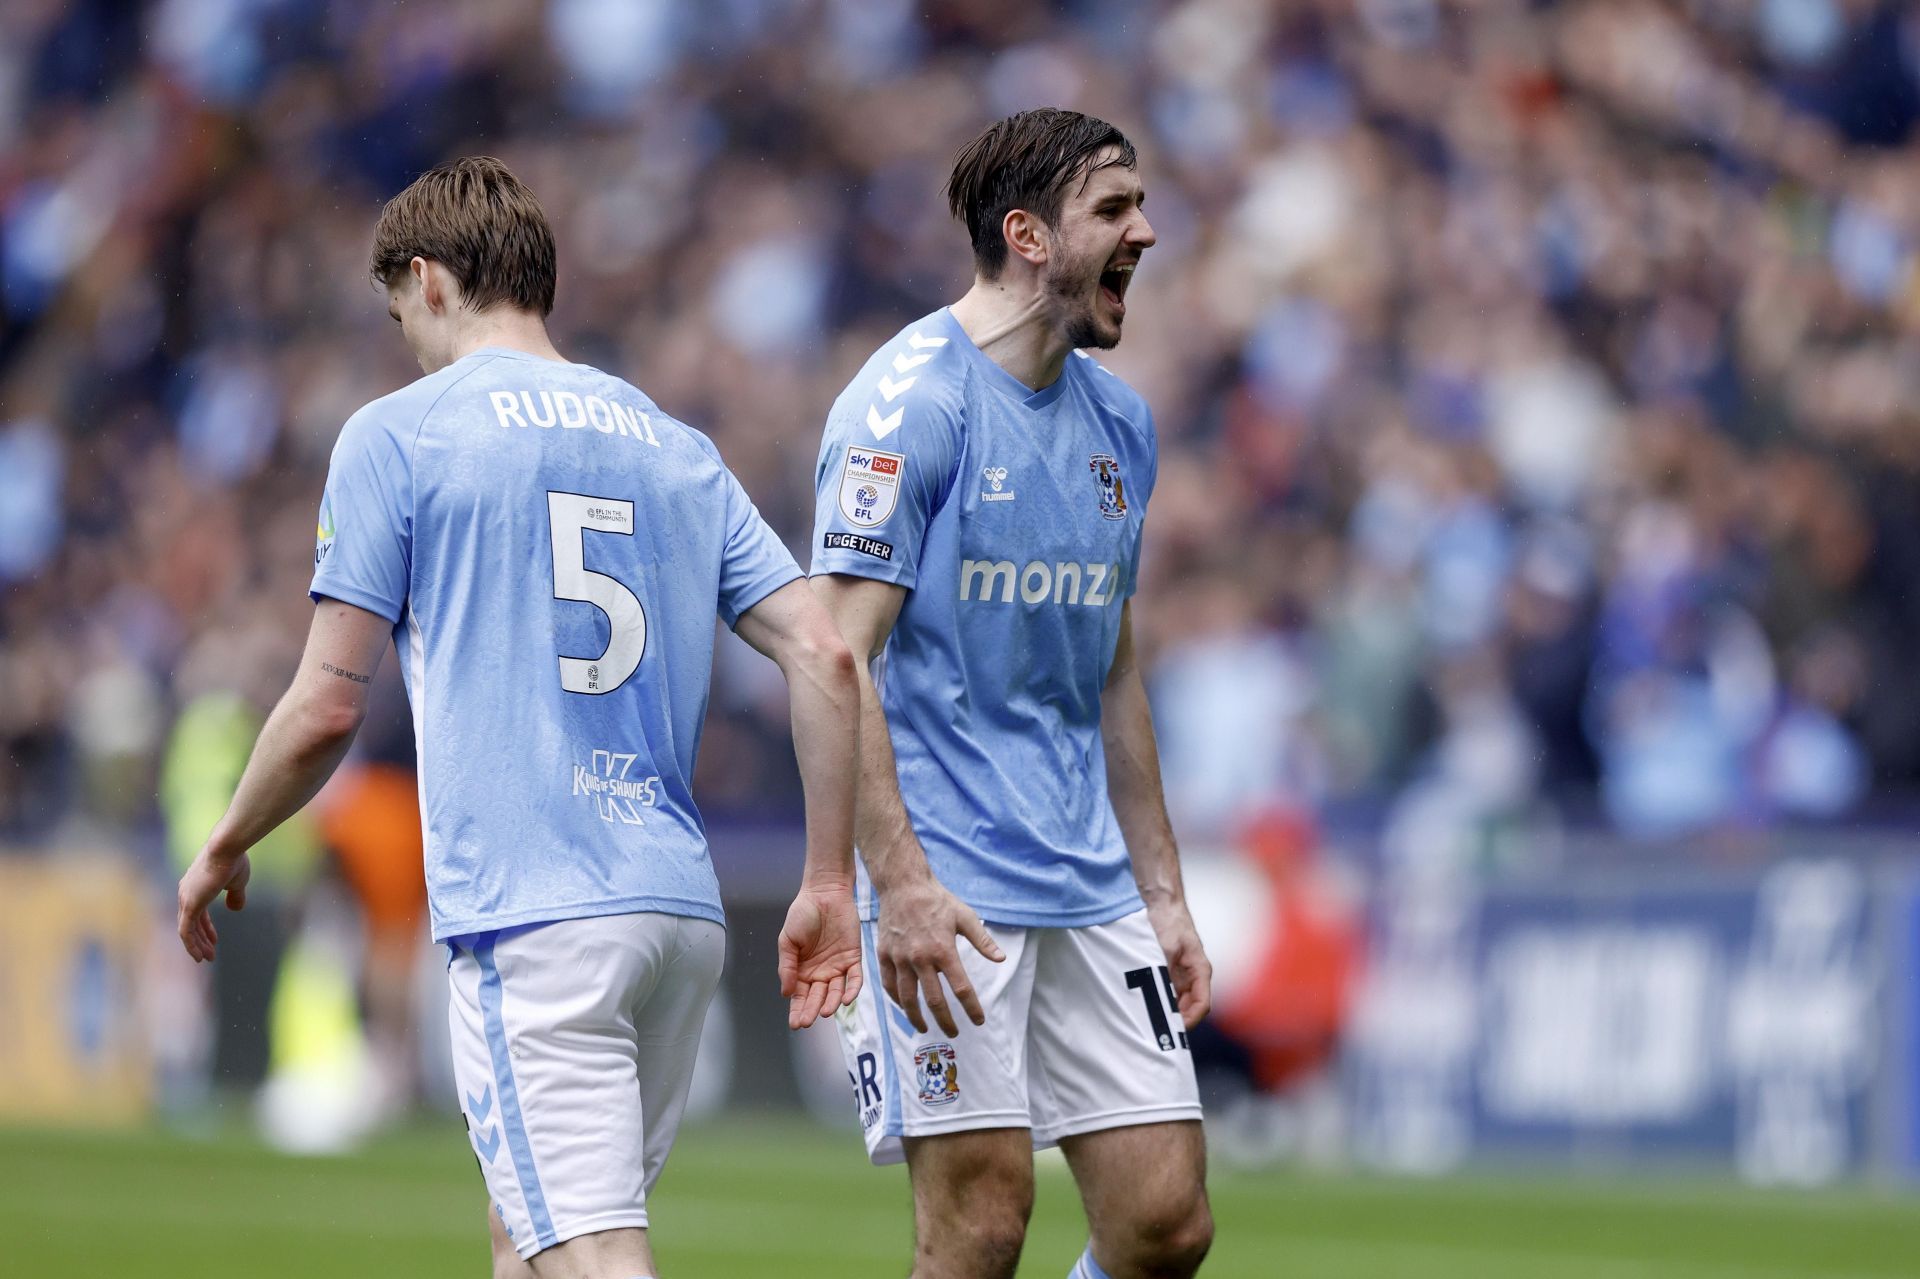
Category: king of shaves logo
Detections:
[{"x1": 573, "y1": 749, "x2": 661, "y2": 825}]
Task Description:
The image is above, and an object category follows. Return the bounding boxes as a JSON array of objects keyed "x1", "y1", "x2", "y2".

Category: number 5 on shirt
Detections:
[{"x1": 548, "y1": 491, "x2": 646, "y2": 695}]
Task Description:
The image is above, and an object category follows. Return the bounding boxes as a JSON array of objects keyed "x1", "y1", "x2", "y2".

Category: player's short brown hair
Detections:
[
  {"x1": 370, "y1": 156, "x2": 557, "y2": 316},
  {"x1": 945, "y1": 108, "x2": 1138, "y2": 279}
]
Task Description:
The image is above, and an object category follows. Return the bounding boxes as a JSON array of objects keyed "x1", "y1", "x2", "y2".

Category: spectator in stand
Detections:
[{"x1": 4, "y1": 0, "x2": 1920, "y2": 871}]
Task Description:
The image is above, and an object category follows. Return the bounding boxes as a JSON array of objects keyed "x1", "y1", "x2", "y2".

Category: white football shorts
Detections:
[
  {"x1": 836, "y1": 906, "x2": 1203, "y2": 1165},
  {"x1": 446, "y1": 911, "x2": 725, "y2": 1258}
]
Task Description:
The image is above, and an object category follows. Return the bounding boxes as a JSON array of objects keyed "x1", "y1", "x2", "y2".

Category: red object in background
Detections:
[{"x1": 1214, "y1": 808, "x2": 1362, "y2": 1092}]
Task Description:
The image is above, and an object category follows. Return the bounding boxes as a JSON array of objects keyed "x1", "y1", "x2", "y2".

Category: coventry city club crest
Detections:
[
  {"x1": 839, "y1": 446, "x2": 905, "y2": 526},
  {"x1": 1089, "y1": 453, "x2": 1127, "y2": 520},
  {"x1": 914, "y1": 1042, "x2": 960, "y2": 1107}
]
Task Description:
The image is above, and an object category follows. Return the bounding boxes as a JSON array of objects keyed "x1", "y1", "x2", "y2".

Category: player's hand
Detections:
[
  {"x1": 778, "y1": 880, "x2": 864, "y2": 1030},
  {"x1": 1146, "y1": 897, "x2": 1212, "y2": 1028},
  {"x1": 177, "y1": 848, "x2": 252, "y2": 963},
  {"x1": 874, "y1": 873, "x2": 1004, "y2": 1037}
]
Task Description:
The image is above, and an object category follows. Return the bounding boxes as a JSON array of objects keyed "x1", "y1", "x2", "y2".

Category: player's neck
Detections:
[
  {"x1": 950, "y1": 280, "x2": 1071, "y2": 392},
  {"x1": 445, "y1": 309, "x2": 569, "y2": 368}
]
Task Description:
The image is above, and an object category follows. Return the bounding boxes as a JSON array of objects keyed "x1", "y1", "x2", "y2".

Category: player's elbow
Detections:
[
  {"x1": 300, "y1": 691, "x2": 366, "y2": 749},
  {"x1": 805, "y1": 625, "x2": 860, "y2": 693},
  {"x1": 785, "y1": 616, "x2": 858, "y2": 699}
]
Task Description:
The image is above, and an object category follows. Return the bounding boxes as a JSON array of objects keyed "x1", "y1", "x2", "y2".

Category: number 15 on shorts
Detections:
[{"x1": 1125, "y1": 965, "x2": 1188, "y2": 1052}]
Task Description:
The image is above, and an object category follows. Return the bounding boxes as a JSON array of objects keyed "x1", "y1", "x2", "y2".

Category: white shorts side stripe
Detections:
[
  {"x1": 474, "y1": 936, "x2": 558, "y2": 1249},
  {"x1": 861, "y1": 921, "x2": 905, "y2": 1138}
]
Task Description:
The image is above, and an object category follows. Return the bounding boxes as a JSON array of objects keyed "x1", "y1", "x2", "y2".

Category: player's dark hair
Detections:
[
  {"x1": 370, "y1": 156, "x2": 557, "y2": 316},
  {"x1": 945, "y1": 108, "x2": 1137, "y2": 279}
]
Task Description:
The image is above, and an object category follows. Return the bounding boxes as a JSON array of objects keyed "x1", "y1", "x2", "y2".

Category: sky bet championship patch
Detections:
[
  {"x1": 823, "y1": 532, "x2": 893, "y2": 561},
  {"x1": 838, "y1": 446, "x2": 904, "y2": 527}
]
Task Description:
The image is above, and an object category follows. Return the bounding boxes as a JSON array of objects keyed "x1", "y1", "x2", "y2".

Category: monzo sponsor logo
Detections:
[{"x1": 958, "y1": 558, "x2": 1123, "y2": 607}]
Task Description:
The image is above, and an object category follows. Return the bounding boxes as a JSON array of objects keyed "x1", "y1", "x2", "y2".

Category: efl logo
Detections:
[{"x1": 839, "y1": 447, "x2": 905, "y2": 525}]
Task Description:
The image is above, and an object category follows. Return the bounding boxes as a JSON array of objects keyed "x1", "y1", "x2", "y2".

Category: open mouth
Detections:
[{"x1": 1099, "y1": 261, "x2": 1135, "y2": 312}]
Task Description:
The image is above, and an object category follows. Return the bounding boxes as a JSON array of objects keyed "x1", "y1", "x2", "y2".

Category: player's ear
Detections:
[
  {"x1": 1002, "y1": 208, "x2": 1049, "y2": 269},
  {"x1": 415, "y1": 257, "x2": 463, "y2": 316},
  {"x1": 411, "y1": 257, "x2": 438, "y2": 313}
]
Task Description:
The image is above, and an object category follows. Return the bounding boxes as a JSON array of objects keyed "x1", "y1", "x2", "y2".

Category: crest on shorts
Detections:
[
  {"x1": 839, "y1": 446, "x2": 904, "y2": 527},
  {"x1": 1089, "y1": 453, "x2": 1127, "y2": 520},
  {"x1": 914, "y1": 1042, "x2": 960, "y2": 1107}
]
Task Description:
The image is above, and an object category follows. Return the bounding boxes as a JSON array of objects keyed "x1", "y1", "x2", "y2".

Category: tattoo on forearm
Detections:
[{"x1": 321, "y1": 663, "x2": 372, "y2": 684}]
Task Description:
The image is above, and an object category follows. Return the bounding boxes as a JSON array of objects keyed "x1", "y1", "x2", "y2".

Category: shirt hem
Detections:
[
  {"x1": 809, "y1": 560, "x2": 917, "y2": 590},
  {"x1": 856, "y1": 892, "x2": 1143, "y2": 930},
  {"x1": 309, "y1": 582, "x2": 403, "y2": 625},
  {"x1": 434, "y1": 894, "x2": 725, "y2": 944},
  {"x1": 721, "y1": 565, "x2": 805, "y2": 628}
]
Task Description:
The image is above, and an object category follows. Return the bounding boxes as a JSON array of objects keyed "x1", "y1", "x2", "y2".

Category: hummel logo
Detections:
[{"x1": 467, "y1": 1086, "x2": 501, "y2": 1162}]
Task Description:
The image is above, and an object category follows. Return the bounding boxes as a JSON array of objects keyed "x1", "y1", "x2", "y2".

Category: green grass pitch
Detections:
[{"x1": 3, "y1": 1115, "x2": 1917, "y2": 1276}]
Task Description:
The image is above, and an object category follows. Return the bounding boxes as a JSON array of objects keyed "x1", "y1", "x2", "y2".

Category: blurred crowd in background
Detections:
[{"x1": 7, "y1": 0, "x2": 1920, "y2": 886}]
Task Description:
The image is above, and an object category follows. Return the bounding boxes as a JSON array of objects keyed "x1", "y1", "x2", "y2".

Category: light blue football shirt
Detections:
[
  {"x1": 311, "y1": 348, "x2": 801, "y2": 941},
  {"x1": 810, "y1": 307, "x2": 1157, "y2": 928}
]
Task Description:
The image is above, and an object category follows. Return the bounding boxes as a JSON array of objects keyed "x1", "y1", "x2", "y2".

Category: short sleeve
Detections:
[
  {"x1": 717, "y1": 467, "x2": 804, "y2": 628},
  {"x1": 310, "y1": 409, "x2": 412, "y2": 623},
  {"x1": 809, "y1": 386, "x2": 961, "y2": 590}
]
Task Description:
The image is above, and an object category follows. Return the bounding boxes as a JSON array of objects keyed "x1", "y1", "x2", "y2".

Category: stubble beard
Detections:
[
  {"x1": 1046, "y1": 255, "x2": 1120, "y2": 351},
  {"x1": 1066, "y1": 309, "x2": 1116, "y2": 351}
]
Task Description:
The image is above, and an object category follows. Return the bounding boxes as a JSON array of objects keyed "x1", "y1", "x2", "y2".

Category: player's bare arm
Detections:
[
  {"x1": 810, "y1": 572, "x2": 1006, "y2": 1037},
  {"x1": 1101, "y1": 600, "x2": 1212, "y2": 1028},
  {"x1": 176, "y1": 598, "x2": 391, "y2": 962},
  {"x1": 733, "y1": 578, "x2": 865, "y2": 1029}
]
